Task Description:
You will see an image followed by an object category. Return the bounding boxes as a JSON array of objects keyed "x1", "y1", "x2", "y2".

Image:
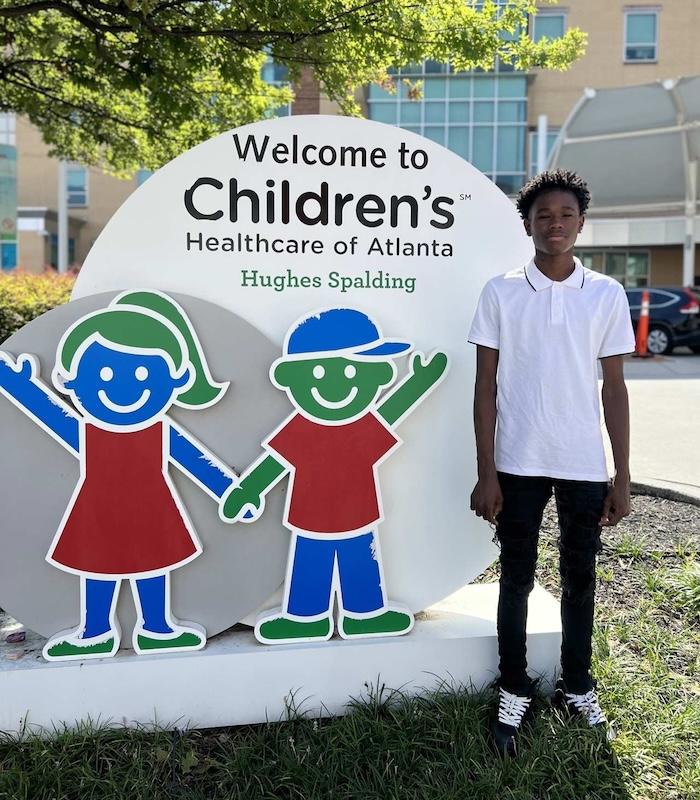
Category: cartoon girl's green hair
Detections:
[{"x1": 58, "y1": 290, "x2": 227, "y2": 409}]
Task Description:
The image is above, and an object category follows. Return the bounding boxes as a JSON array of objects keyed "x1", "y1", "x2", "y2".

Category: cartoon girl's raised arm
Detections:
[
  {"x1": 0, "y1": 352, "x2": 80, "y2": 455},
  {"x1": 168, "y1": 421, "x2": 237, "y2": 500}
]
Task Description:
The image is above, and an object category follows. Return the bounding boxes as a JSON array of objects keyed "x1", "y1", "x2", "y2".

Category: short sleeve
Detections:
[
  {"x1": 265, "y1": 414, "x2": 304, "y2": 465},
  {"x1": 598, "y1": 285, "x2": 636, "y2": 358},
  {"x1": 367, "y1": 413, "x2": 400, "y2": 461},
  {"x1": 467, "y1": 281, "x2": 500, "y2": 349}
]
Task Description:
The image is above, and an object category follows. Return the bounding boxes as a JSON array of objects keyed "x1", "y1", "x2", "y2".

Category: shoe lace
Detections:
[
  {"x1": 497, "y1": 688, "x2": 531, "y2": 727},
  {"x1": 565, "y1": 688, "x2": 607, "y2": 726}
]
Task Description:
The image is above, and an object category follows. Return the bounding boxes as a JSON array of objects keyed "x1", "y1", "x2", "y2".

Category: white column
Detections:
[
  {"x1": 57, "y1": 160, "x2": 68, "y2": 273},
  {"x1": 683, "y1": 160, "x2": 697, "y2": 287},
  {"x1": 537, "y1": 114, "x2": 548, "y2": 173}
]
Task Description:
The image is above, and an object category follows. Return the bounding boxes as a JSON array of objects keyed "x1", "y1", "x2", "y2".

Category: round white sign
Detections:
[{"x1": 73, "y1": 115, "x2": 534, "y2": 616}]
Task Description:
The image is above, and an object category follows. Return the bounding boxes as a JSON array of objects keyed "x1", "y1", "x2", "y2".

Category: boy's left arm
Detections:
[
  {"x1": 378, "y1": 351, "x2": 448, "y2": 427},
  {"x1": 600, "y1": 354, "x2": 631, "y2": 526}
]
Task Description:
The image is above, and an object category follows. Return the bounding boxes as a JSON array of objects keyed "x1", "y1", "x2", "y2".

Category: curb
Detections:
[{"x1": 630, "y1": 480, "x2": 700, "y2": 507}]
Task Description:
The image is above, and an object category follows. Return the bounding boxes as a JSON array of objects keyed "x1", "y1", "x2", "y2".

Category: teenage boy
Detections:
[{"x1": 467, "y1": 169, "x2": 635, "y2": 758}]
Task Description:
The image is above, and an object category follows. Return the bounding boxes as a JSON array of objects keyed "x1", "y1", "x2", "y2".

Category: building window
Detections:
[
  {"x1": 0, "y1": 113, "x2": 16, "y2": 146},
  {"x1": 262, "y1": 57, "x2": 292, "y2": 117},
  {"x1": 624, "y1": 9, "x2": 658, "y2": 62},
  {"x1": 532, "y1": 10, "x2": 566, "y2": 42},
  {"x1": 577, "y1": 249, "x2": 650, "y2": 287},
  {"x1": 528, "y1": 128, "x2": 560, "y2": 176},
  {"x1": 368, "y1": 61, "x2": 528, "y2": 195},
  {"x1": 67, "y1": 165, "x2": 88, "y2": 207},
  {"x1": 50, "y1": 234, "x2": 76, "y2": 268},
  {"x1": 135, "y1": 168, "x2": 152, "y2": 186}
]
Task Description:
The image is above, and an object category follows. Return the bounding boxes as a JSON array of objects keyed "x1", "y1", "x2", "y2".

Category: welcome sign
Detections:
[{"x1": 0, "y1": 116, "x2": 533, "y2": 662}]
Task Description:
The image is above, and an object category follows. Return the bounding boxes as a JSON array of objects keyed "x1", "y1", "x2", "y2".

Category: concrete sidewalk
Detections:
[{"x1": 598, "y1": 348, "x2": 700, "y2": 504}]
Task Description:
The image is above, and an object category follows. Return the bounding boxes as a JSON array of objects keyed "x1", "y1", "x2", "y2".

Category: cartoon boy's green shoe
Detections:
[
  {"x1": 339, "y1": 607, "x2": 414, "y2": 639},
  {"x1": 43, "y1": 628, "x2": 120, "y2": 661},
  {"x1": 255, "y1": 612, "x2": 333, "y2": 645},
  {"x1": 133, "y1": 623, "x2": 206, "y2": 654}
]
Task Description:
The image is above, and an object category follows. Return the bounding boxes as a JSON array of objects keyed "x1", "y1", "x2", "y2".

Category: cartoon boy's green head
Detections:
[{"x1": 271, "y1": 309, "x2": 413, "y2": 423}]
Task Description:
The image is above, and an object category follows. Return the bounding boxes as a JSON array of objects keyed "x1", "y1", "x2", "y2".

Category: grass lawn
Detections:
[{"x1": 1, "y1": 493, "x2": 698, "y2": 800}]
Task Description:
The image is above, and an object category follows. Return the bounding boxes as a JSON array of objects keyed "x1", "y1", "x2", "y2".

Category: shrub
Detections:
[{"x1": 0, "y1": 271, "x2": 74, "y2": 343}]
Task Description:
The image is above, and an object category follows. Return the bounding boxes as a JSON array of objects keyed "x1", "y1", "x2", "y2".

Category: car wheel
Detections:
[{"x1": 646, "y1": 324, "x2": 673, "y2": 355}]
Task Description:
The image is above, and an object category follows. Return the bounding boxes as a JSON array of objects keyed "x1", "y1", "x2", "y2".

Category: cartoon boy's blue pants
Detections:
[{"x1": 286, "y1": 531, "x2": 385, "y2": 617}]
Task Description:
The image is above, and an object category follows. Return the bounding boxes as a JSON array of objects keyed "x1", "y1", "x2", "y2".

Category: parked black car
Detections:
[{"x1": 624, "y1": 286, "x2": 700, "y2": 355}]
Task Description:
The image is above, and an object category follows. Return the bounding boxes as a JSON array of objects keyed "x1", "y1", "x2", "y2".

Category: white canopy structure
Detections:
[{"x1": 548, "y1": 76, "x2": 700, "y2": 286}]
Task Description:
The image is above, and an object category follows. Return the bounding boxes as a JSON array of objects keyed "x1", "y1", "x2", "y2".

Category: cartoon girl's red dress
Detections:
[{"x1": 48, "y1": 422, "x2": 200, "y2": 576}]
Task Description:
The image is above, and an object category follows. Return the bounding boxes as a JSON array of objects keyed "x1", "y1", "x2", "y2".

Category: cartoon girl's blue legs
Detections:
[
  {"x1": 255, "y1": 532, "x2": 415, "y2": 645},
  {"x1": 131, "y1": 572, "x2": 206, "y2": 654},
  {"x1": 134, "y1": 575, "x2": 174, "y2": 634},
  {"x1": 42, "y1": 577, "x2": 121, "y2": 661},
  {"x1": 83, "y1": 578, "x2": 119, "y2": 637},
  {"x1": 43, "y1": 573, "x2": 207, "y2": 661}
]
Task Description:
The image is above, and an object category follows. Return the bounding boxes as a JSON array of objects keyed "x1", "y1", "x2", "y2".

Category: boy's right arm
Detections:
[
  {"x1": 219, "y1": 454, "x2": 287, "y2": 523},
  {"x1": 469, "y1": 345, "x2": 503, "y2": 524}
]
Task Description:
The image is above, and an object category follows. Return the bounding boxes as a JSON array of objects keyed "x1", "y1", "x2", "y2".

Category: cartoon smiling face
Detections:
[
  {"x1": 271, "y1": 355, "x2": 396, "y2": 423},
  {"x1": 59, "y1": 340, "x2": 192, "y2": 427}
]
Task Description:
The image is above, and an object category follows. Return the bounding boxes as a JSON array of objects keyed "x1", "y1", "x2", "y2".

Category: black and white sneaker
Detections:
[
  {"x1": 552, "y1": 679, "x2": 616, "y2": 740},
  {"x1": 490, "y1": 680, "x2": 537, "y2": 758}
]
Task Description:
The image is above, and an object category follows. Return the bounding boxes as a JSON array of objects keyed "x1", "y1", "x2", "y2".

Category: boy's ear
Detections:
[
  {"x1": 523, "y1": 217, "x2": 532, "y2": 236},
  {"x1": 374, "y1": 360, "x2": 396, "y2": 387},
  {"x1": 271, "y1": 359, "x2": 295, "y2": 389}
]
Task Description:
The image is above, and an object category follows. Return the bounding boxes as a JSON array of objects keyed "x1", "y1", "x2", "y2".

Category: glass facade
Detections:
[
  {"x1": 367, "y1": 61, "x2": 528, "y2": 194},
  {"x1": 0, "y1": 114, "x2": 16, "y2": 146},
  {"x1": 262, "y1": 58, "x2": 292, "y2": 117},
  {"x1": 528, "y1": 128, "x2": 560, "y2": 176}
]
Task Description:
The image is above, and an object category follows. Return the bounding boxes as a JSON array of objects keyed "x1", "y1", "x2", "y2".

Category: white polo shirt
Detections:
[{"x1": 467, "y1": 257, "x2": 635, "y2": 481}]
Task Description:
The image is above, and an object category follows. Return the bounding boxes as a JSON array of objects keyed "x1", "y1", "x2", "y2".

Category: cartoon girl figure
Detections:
[{"x1": 0, "y1": 290, "x2": 235, "y2": 661}]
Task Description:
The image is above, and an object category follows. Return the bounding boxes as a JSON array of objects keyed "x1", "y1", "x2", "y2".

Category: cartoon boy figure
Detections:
[
  {"x1": 220, "y1": 308, "x2": 448, "y2": 644},
  {"x1": 0, "y1": 291, "x2": 236, "y2": 661}
]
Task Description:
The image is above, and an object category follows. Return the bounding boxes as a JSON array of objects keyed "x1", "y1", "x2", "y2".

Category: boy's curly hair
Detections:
[{"x1": 516, "y1": 169, "x2": 591, "y2": 220}]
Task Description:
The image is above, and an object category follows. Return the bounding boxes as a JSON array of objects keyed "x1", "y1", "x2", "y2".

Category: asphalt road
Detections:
[{"x1": 598, "y1": 347, "x2": 700, "y2": 501}]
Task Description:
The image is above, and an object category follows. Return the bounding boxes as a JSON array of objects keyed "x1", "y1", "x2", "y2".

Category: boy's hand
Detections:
[
  {"x1": 409, "y1": 351, "x2": 448, "y2": 388},
  {"x1": 220, "y1": 481, "x2": 264, "y2": 524},
  {"x1": 599, "y1": 480, "x2": 631, "y2": 527},
  {"x1": 470, "y1": 474, "x2": 503, "y2": 525}
]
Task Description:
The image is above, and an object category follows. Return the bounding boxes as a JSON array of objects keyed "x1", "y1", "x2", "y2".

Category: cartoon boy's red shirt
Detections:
[{"x1": 265, "y1": 411, "x2": 400, "y2": 535}]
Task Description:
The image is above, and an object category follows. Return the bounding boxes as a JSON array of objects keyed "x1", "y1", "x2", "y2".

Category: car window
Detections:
[
  {"x1": 625, "y1": 290, "x2": 642, "y2": 309},
  {"x1": 647, "y1": 290, "x2": 677, "y2": 309}
]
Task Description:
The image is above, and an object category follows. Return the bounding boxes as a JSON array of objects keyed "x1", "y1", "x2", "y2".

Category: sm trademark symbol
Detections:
[{"x1": 459, "y1": 193, "x2": 472, "y2": 201}]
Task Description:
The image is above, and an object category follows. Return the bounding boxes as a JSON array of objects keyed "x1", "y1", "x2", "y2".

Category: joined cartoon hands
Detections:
[
  {"x1": 409, "y1": 351, "x2": 448, "y2": 388},
  {"x1": 220, "y1": 482, "x2": 264, "y2": 524}
]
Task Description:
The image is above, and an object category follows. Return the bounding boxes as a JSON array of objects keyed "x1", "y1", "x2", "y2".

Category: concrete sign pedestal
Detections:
[{"x1": 0, "y1": 583, "x2": 561, "y2": 735}]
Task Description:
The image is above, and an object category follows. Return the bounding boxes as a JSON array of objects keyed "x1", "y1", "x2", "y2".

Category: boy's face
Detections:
[
  {"x1": 524, "y1": 189, "x2": 583, "y2": 256},
  {"x1": 272, "y1": 355, "x2": 396, "y2": 422}
]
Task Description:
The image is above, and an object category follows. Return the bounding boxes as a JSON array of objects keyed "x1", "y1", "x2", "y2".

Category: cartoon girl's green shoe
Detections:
[
  {"x1": 133, "y1": 623, "x2": 206, "y2": 654},
  {"x1": 43, "y1": 628, "x2": 120, "y2": 661},
  {"x1": 338, "y1": 607, "x2": 414, "y2": 639}
]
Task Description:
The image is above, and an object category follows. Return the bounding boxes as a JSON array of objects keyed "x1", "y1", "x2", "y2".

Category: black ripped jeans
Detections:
[{"x1": 494, "y1": 471, "x2": 611, "y2": 696}]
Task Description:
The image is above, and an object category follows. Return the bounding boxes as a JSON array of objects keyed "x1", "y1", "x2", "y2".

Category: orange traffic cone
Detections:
[{"x1": 633, "y1": 289, "x2": 651, "y2": 358}]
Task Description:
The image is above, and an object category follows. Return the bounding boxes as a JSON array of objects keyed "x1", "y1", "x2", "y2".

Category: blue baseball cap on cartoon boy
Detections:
[
  {"x1": 272, "y1": 308, "x2": 413, "y2": 423},
  {"x1": 284, "y1": 308, "x2": 412, "y2": 359}
]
